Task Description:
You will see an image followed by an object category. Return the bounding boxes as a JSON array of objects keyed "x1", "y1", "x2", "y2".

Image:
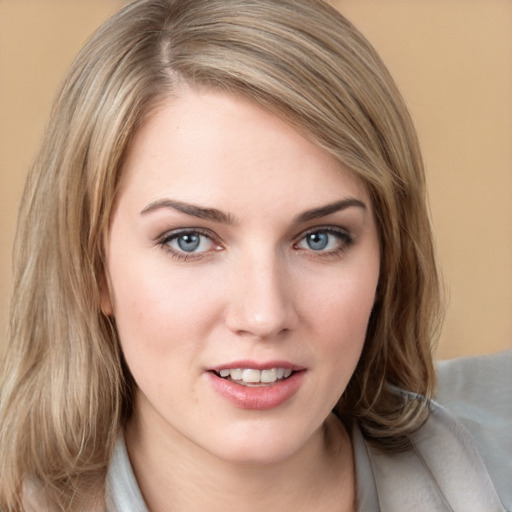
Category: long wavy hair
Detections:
[{"x1": 0, "y1": 0, "x2": 442, "y2": 509}]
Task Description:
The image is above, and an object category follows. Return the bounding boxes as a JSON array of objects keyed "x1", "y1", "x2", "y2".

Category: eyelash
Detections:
[
  {"x1": 157, "y1": 228, "x2": 221, "y2": 261},
  {"x1": 293, "y1": 227, "x2": 354, "y2": 258},
  {"x1": 157, "y1": 226, "x2": 354, "y2": 261}
]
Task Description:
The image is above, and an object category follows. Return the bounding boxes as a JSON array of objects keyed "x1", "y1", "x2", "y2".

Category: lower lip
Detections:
[{"x1": 206, "y1": 371, "x2": 305, "y2": 410}]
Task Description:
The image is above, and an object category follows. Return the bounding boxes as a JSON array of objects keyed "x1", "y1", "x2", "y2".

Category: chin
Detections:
[{"x1": 202, "y1": 417, "x2": 323, "y2": 466}]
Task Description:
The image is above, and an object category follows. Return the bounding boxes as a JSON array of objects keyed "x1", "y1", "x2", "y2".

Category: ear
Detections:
[{"x1": 100, "y1": 272, "x2": 114, "y2": 316}]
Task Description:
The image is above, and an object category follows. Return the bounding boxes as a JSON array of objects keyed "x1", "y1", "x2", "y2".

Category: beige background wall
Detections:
[{"x1": 1, "y1": 0, "x2": 511, "y2": 359}]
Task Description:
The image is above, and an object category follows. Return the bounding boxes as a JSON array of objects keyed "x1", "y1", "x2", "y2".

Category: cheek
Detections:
[
  {"x1": 303, "y1": 264, "x2": 379, "y2": 369},
  {"x1": 109, "y1": 267, "x2": 215, "y2": 407},
  {"x1": 108, "y1": 258, "x2": 221, "y2": 365},
  {"x1": 307, "y1": 267, "x2": 378, "y2": 330}
]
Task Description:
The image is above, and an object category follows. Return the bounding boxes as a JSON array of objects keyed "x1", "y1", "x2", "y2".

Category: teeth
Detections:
[
  {"x1": 230, "y1": 368, "x2": 243, "y2": 380},
  {"x1": 242, "y1": 369, "x2": 260, "y2": 383},
  {"x1": 216, "y1": 367, "x2": 294, "y2": 384},
  {"x1": 260, "y1": 368, "x2": 277, "y2": 383}
]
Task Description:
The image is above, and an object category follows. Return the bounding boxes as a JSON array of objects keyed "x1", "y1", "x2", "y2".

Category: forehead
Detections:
[{"x1": 118, "y1": 88, "x2": 370, "y2": 213}]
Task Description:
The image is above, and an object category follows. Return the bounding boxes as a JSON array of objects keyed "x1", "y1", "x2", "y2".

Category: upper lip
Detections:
[{"x1": 207, "y1": 360, "x2": 306, "y2": 372}]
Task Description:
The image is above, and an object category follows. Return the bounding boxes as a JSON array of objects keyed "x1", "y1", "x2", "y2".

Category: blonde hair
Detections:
[{"x1": 0, "y1": 0, "x2": 442, "y2": 509}]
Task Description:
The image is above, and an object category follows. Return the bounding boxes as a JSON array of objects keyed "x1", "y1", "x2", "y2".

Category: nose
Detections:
[{"x1": 224, "y1": 252, "x2": 299, "y2": 340}]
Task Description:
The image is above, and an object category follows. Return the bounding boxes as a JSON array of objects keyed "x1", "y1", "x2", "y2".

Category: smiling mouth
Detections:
[{"x1": 213, "y1": 367, "x2": 295, "y2": 387}]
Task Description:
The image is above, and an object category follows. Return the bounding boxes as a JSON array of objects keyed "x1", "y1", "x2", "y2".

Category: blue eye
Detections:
[
  {"x1": 305, "y1": 232, "x2": 330, "y2": 251},
  {"x1": 296, "y1": 228, "x2": 351, "y2": 253},
  {"x1": 164, "y1": 231, "x2": 215, "y2": 254},
  {"x1": 175, "y1": 233, "x2": 201, "y2": 252}
]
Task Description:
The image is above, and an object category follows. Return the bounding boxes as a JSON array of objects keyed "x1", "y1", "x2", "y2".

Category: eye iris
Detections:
[
  {"x1": 307, "y1": 232, "x2": 329, "y2": 250},
  {"x1": 177, "y1": 233, "x2": 200, "y2": 252}
]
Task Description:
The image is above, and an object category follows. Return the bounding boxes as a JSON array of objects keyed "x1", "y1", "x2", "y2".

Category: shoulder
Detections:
[
  {"x1": 436, "y1": 349, "x2": 512, "y2": 413},
  {"x1": 359, "y1": 397, "x2": 507, "y2": 511},
  {"x1": 435, "y1": 350, "x2": 512, "y2": 510}
]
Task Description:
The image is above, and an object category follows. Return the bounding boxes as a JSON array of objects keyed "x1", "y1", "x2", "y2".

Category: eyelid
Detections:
[
  {"x1": 293, "y1": 225, "x2": 354, "y2": 254},
  {"x1": 296, "y1": 225, "x2": 352, "y2": 241},
  {"x1": 157, "y1": 227, "x2": 223, "y2": 260}
]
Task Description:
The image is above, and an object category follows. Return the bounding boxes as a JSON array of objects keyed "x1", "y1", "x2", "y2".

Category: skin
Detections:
[{"x1": 103, "y1": 87, "x2": 380, "y2": 511}]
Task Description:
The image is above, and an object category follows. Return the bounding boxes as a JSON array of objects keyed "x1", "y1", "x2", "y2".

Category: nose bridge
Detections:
[{"x1": 226, "y1": 246, "x2": 297, "y2": 339}]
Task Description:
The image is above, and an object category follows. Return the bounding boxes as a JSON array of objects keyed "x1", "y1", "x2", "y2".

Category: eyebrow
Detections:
[
  {"x1": 295, "y1": 198, "x2": 367, "y2": 222},
  {"x1": 140, "y1": 198, "x2": 237, "y2": 224},
  {"x1": 140, "y1": 197, "x2": 366, "y2": 224}
]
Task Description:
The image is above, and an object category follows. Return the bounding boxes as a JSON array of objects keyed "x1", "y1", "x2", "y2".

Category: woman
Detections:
[{"x1": 0, "y1": 0, "x2": 506, "y2": 510}]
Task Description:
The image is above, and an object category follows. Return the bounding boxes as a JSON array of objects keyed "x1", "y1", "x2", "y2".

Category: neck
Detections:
[{"x1": 125, "y1": 411, "x2": 355, "y2": 512}]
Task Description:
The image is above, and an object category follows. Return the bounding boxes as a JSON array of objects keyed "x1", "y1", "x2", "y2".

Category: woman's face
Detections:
[{"x1": 103, "y1": 88, "x2": 380, "y2": 464}]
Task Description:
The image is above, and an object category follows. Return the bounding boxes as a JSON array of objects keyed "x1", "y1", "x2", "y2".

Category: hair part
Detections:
[{"x1": 0, "y1": 0, "x2": 442, "y2": 509}]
